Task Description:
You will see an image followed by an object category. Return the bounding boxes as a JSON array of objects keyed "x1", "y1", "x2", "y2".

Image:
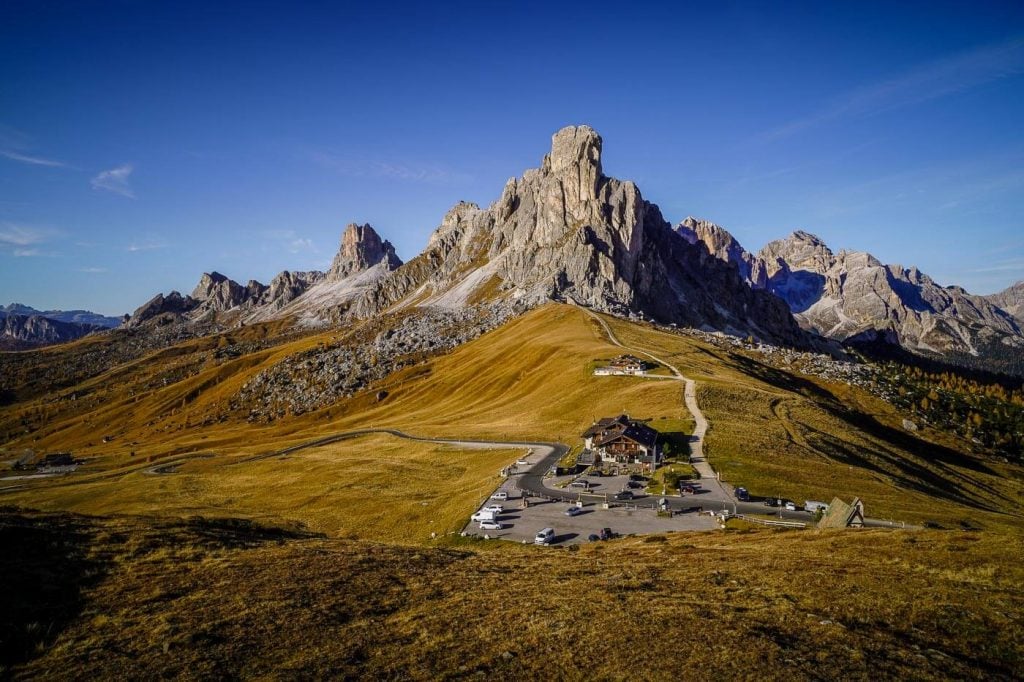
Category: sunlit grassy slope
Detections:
[
  {"x1": 2, "y1": 304, "x2": 1023, "y2": 533},
  {"x1": 1, "y1": 434, "x2": 517, "y2": 543}
]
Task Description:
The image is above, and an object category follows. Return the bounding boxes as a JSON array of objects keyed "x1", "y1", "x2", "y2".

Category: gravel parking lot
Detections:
[{"x1": 461, "y1": 488, "x2": 719, "y2": 545}]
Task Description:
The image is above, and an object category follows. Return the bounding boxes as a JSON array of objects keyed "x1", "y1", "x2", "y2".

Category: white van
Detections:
[
  {"x1": 472, "y1": 510, "x2": 498, "y2": 522},
  {"x1": 534, "y1": 527, "x2": 555, "y2": 545}
]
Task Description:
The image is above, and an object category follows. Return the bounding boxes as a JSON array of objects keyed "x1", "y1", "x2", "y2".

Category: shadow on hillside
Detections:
[
  {"x1": 0, "y1": 510, "x2": 325, "y2": 673},
  {"x1": 0, "y1": 509, "x2": 108, "y2": 672},
  {"x1": 732, "y1": 352, "x2": 1009, "y2": 511},
  {"x1": 179, "y1": 516, "x2": 322, "y2": 549}
]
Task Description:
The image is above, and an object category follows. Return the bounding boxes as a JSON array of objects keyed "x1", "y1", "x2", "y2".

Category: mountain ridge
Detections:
[{"x1": 676, "y1": 217, "x2": 1024, "y2": 375}]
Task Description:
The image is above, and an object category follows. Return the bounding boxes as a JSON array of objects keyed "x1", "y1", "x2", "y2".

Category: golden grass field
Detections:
[
  {"x1": 2, "y1": 304, "x2": 1024, "y2": 677},
  {"x1": 1, "y1": 434, "x2": 518, "y2": 544}
]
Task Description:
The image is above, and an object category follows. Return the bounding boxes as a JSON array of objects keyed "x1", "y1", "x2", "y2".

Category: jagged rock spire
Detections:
[{"x1": 328, "y1": 223, "x2": 402, "y2": 280}]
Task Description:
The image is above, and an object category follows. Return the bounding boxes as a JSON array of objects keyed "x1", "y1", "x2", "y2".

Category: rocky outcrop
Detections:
[
  {"x1": 190, "y1": 272, "x2": 265, "y2": 314},
  {"x1": 0, "y1": 313, "x2": 105, "y2": 349},
  {"x1": 349, "y1": 125, "x2": 806, "y2": 346},
  {"x1": 126, "y1": 291, "x2": 199, "y2": 327},
  {"x1": 328, "y1": 223, "x2": 402, "y2": 280},
  {"x1": 986, "y1": 281, "x2": 1024, "y2": 325}
]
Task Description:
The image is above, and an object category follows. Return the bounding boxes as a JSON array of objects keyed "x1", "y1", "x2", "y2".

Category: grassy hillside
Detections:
[
  {"x1": 3, "y1": 304, "x2": 1024, "y2": 678},
  {"x1": 603, "y1": 316, "x2": 1024, "y2": 531},
  {"x1": 1, "y1": 434, "x2": 518, "y2": 543},
  {"x1": 3, "y1": 510, "x2": 1021, "y2": 680},
  {"x1": 2, "y1": 304, "x2": 1023, "y2": 534}
]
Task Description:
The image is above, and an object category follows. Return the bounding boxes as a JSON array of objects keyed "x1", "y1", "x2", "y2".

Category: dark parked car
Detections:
[
  {"x1": 627, "y1": 480, "x2": 644, "y2": 489},
  {"x1": 736, "y1": 487, "x2": 749, "y2": 501},
  {"x1": 588, "y1": 533, "x2": 600, "y2": 542},
  {"x1": 613, "y1": 490, "x2": 634, "y2": 501},
  {"x1": 599, "y1": 527, "x2": 614, "y2": 541}
]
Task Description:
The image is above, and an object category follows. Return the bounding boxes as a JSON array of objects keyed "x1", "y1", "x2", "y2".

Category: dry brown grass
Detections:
[{"x1": 3, "y1": 510, "x2": 1022, "y2": 680}]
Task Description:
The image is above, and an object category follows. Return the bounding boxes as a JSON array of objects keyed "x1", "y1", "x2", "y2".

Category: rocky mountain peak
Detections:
[
  {"x1": 328, "y1": 223, "x2": 402, "y2": 280},
  {"x1": 545, "y1": 125, "x2": 602, "y2": 177}
]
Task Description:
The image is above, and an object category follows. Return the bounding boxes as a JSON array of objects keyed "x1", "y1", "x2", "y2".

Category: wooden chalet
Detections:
[{"x1": 581, "y1": 414, "x2": 661, "y2": 472}]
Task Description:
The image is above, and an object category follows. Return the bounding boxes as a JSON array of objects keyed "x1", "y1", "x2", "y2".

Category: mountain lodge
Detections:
[{"x1": 581, "y1": 414, "x2": 661, "y2": 473}]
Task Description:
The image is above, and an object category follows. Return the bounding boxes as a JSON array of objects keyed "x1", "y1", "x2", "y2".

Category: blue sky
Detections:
[{"x1": 1, "y1": 1, "x2": 1023, "y2": 315}]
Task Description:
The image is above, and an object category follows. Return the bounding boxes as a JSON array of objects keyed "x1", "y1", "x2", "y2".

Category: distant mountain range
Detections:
[
  {"x1": 0, "y1": 304, "x2": 123, "y2": 350},
  {"x1": 30, "y1": 125, "x2": 1024, "y2": 376},
  {"x1": 0, "y1": 303, "x2": 123, "y2": 328}
]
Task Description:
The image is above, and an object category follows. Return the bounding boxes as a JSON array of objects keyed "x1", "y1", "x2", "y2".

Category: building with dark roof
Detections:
[{"x1": 581, "y1": 414, "x2": 661, "y2": 472}]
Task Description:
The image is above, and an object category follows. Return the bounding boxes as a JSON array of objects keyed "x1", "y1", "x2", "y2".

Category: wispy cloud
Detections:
[
  {"x1": 126, "y1": 236, "x2": 167, "y2": 252},
  {"x1": 0, "y1": 149, "x2": 71, "y2": 168},
  {"x1": 0, "y1": 223, "x2": 50, "y2": 247},
  {"x1": 261, "y1": 229, "x2": 318, "y2": 255},
  {"x1": 0, "y1": 222, "x2": 62, "y2": 257},
  {"x1": 759, "y1": 35, "x2": 1024, "y2": 142},
  {"x1": 965, "y1": 258, "x2": 1024, "y2": 275},
  {"x1": 308, "y1": 151, "x2": 473, "y2": 185},
  {"x1": 91, "y1": 164, "x2": 135, "y2": 198},
  {"x1": 78, "y1": 266, "x2": 108, "y2": 273}
]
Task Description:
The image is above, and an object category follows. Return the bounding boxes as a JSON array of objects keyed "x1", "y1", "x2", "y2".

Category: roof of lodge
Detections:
[{"x1": 582, "y1": 415, "x2": 658, "y2": 448}]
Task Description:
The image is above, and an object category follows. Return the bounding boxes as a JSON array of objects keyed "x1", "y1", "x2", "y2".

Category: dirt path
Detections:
[{"x1": 586, "y1": 311, "x2": 716, "y2": 480}]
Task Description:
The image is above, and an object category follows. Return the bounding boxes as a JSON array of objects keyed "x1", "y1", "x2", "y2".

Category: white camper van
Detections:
[{"x1": 534, "y1": 527, "x2": 555, "y2": 545}]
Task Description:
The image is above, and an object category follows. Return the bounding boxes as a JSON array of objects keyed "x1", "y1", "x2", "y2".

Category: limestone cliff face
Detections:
[
  {"x1": 986, "y1": 281, "x2": 1024, "y2": 326},
  {"x1": 676, "y1": 217, "x2": 767, "y2": 288},
  {"x1": 681, "y1": 221, "x2": 1024, "y2": 367},
  {"x1": 350, "y1": 125, "x2": 806, "y2": 345},
  {"x1": 328, "y1": 223, "x2": 402, "y2": 280}
]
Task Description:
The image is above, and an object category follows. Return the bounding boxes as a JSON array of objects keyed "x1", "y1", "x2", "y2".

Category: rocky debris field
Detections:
[{"x1": 234, "y1": 303, "x2": 519, "y2": 421}]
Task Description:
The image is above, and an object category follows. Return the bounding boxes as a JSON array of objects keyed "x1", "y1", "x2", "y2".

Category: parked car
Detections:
[
  {"x1": 680, "y1": 485, "x2": 696, "y2": 494},
  {"x1": 471, "y1": 510, "x2": 498, "y2": 522},
  {"x1": 587, "y1": 533, "x2": 600, "y2": 542},
  {"x1": 784, "y1": 501, "x2": 797, "y2": 511},
  {"x1": 627, "y1": 480, "x2": 644, "y2": 489},
  {"x1": 736, "y1": 487, "x2": 749, "y2": 501},
  {"x1": 613, "y1": 490, "x2": 634, "y2": 501},
  {"x1": 491, "y1": 491, "x2": 508, "y2": 500},
  {"x1": 764, "y1": 498, "x2": 779, "y2": 507},
  {"x1": 479, "y1": 520, "x2": 502, "y2": 530},
  {"x1": 599, "y1": 527, "x2": 614, "y2": 540},
  {"x1": 569, "y1": 480, "x2": 590, "y2": 489},
  {"x1": 481, "y1": 504, "x2": 504, "y2": 514},
  {"x1": 564, "y1": 506, "x2": 583, "y2": 517},
  {"x1": 534, "y1": 527, "x2": 555, "y2": 545}
]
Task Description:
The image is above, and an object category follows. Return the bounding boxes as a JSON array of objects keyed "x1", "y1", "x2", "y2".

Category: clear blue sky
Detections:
[{"x1": 1, "y1": 0, "x2": 1022, "y2": 315}]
